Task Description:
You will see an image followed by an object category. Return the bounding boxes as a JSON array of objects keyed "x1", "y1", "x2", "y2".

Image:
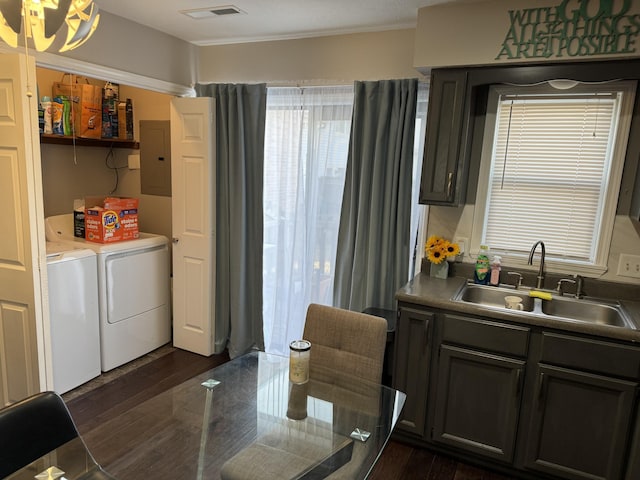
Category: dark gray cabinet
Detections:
[
  {"x1": 432, "y1": 314, "x2": 528, "y2": 462},
  {"x1": 392, "y1": 303, "x2": 640, "y2": 480},
  {"x1": 432, "y1": 345, "x2": 524, "y2": 462},
  {"x1": 393, "y1": 306, "x2": 433, "y2": 436},
  {"x1": 417, "y1": 59, "x2": 640, "y2": 219},
  {"x1": 521, "y1": 332, "x2": 639, "y2": 480},
  {"x1": 625, "y1": 407, "x2": 640, "y2": 480},
  {"x1": 419, "y1": 69, "x2": 468, "y2": 206},
  {"x1": 523, "y1": 364, "x2": 636, "y2": 480}
]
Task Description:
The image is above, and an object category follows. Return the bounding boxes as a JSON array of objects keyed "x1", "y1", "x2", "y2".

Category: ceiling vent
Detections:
[{"x1": 180, "y1": 5, "x2": 246, "y2": 19}]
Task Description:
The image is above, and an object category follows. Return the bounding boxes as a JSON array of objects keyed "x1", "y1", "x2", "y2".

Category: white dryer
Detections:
[
  {"x1": 45, "y1": 214, "x2": 171, "y2": 372},
  {"x1": 46, "y1": 242, "x2": 101, "y2": 393}
]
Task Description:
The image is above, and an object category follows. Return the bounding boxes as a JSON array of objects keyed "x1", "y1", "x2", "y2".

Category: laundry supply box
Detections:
[
  {"x1": 84, "y1": 196, "x2": 139, "y2": 243},
  {"x1": 52, "y1": 75, "x2": 102, "y2": 139}
]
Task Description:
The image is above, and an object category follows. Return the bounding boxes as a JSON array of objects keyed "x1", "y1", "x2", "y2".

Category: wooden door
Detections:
[
  {"x1": 170, "y1": 97, "x2": 216, "y2": 356},
  {"x1": 0, "y1": 53, "x2": 48, "y2": 405}
]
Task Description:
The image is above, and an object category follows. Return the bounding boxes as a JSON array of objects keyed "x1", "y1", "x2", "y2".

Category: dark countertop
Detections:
[{"x1": 396, "y1": 273, "x2": 640, "y2": 344}]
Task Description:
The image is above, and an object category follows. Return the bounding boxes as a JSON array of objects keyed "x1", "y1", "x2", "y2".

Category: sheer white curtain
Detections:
[
  {"x1": 409, "y1": 83, "x2": 429, "y2": 277},
  {"x1": 263, "y1": 86, "x2": 354, "y2": 355}
]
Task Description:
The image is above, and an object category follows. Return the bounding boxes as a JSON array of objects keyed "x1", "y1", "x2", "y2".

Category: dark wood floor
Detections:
[{"x1": 65, "y1": 347, "x2": 516, "y2": 479}]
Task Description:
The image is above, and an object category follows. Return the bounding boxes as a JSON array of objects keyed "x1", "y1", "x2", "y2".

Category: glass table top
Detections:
[
  {"x1": 85, "y1": 351, "x2": 406, "y2": 480},
  {"x1": 7, "y1": 437, "x2": 101, "y2": 480}
]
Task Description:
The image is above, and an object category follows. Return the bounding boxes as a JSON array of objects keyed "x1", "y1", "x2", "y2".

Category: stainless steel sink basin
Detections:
[
  {"x1": 541, "y1": 297, "x2": 634, "y2": 328},
  {"x1": 456, "y1": 284, "x2": 535, "y2": 312},
  {"x1": 452, "y1": 283, "x2": 636, "y2": 330}
]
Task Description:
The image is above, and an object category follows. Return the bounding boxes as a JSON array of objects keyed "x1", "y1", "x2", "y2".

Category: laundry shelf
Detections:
[{"x1": 40, "y1": 134, "x2": 139, "y2": 149}]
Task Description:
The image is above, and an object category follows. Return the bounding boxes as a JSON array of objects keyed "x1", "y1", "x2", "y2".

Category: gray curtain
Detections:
[
  {"x1": 333, "y1": 79, "x2": 418, "y2": 312},
  {"x1": 195, "y1": 83, "x2": 266, "y2": 358}
]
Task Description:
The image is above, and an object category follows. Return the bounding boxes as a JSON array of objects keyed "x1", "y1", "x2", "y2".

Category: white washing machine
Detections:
[
  {"x1": 45, "y1": 214, "x2": 171, "y2": 372},
  {"x1": 46, "y1": 242, "x2": 101, "y2": 394}
]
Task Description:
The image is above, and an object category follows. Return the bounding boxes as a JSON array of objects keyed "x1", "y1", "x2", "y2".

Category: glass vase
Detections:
[{"x1": 429, "y1": 261, "x2": 449, "y2": 279}]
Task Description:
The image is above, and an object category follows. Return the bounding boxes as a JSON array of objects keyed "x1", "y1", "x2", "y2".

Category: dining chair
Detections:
[
  {"x1": 0, "y1": 391, "x2": 117, "y2": 479},
  {"x1": 302, "y1": 304, "x2": 391, "y2": 479},
  {"x1": 221, "y1": 306, "x2": 390, "y2": 480},
  {"x1": 303, "y1": 303, "x2": 388, "y2": 384}
]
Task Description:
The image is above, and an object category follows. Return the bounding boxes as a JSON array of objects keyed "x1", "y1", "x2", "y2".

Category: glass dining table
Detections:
[
  {"x1": 7, "y1": 436, "x2": 104, "y2": 480},
  {"x1": 13, "y1": 351, "x2": 406, "y2": 480}
]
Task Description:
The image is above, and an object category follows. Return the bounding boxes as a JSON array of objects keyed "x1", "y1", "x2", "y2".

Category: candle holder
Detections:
[{"x1": 289, "y1": 340, "x2": 311, "y2": 384}]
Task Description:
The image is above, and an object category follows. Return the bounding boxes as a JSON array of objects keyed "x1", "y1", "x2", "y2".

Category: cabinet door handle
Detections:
[
  {"x1": 424, "y1": 321, "x2": 430, "y2": 351},
  {"x1": 446, "y1": 172, "x2": 454, "y2": 199},
  {"x1": 538, "y1": 372, "x2": 546, "y2": 404},
  {"x1": 515, "y1": 369, "x2": 522, "y2": 398}
]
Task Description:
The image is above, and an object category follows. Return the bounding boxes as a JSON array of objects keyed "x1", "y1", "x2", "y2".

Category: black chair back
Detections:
[{"x1": 0, "y1": 391, "x2": 79, "y2": 478}]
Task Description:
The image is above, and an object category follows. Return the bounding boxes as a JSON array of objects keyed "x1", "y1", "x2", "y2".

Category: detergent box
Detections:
[{"x1": 84, "y1": 196, "x2": 139, "y2": 243}]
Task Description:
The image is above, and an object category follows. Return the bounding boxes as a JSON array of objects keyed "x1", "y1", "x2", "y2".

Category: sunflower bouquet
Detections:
[{"x1": 425, "y1": 235, "x2": 460, "y2": 264}]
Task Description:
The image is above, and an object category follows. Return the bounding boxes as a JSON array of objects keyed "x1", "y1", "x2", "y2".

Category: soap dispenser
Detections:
[
  {"x1": 474, "y1": 245, "x2": 491, "y2": 285},
  {"x1": 489, "y1": 255, "x2": 501, "y2": 286}
]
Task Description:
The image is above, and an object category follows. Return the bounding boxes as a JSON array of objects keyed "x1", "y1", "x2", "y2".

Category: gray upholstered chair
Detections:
[
  {"x1": 220, "y1": 305, "x2": 389, "y2": 480},
  {"x1": 303, "y1": 304, "x2": 390, "y2": 480},
  {"x1": 303, "y1": 303, "x2": 388, "y2": 384}
]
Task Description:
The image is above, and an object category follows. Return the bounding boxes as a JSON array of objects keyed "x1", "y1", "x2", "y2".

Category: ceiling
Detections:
[{"x1": 97, "y1": 0, "x2": 471, "y2": 47}]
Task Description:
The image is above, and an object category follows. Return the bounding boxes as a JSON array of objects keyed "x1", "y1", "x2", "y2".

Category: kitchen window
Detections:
[{"x1": 471, "y1": 80, "x2": 636, "y2": 274}]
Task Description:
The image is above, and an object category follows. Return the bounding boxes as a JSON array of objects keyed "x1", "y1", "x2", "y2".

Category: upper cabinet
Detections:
[
  {"x1": 419, "y1": 69, "x2": 469, "y2": 206},
  {"x1": 418, "y1": 60, "x2": 640, "y2": 219}
]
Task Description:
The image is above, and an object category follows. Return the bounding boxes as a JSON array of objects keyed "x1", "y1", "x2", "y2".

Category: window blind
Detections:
[{"x1": 484, "y1": 94, "x2": 617, "y2": 262}]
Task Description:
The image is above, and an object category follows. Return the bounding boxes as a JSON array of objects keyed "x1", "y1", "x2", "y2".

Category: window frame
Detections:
[{"x1": 470, "y1": 80, "x2": 636, "y2": 276}]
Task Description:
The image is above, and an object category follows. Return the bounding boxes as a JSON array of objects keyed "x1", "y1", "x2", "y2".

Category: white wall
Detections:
[
  {"x1": 37, "y1": 28, "x2": 421, "y2": 244},
  {"x1": 31, "y1": 6, "x2": 640, "y2": 285},
  {"x1": 428, "y1": 204, "x2": 640, "y2": 285},
  {"x1": 414, "y1": 0, "x2": 640, "y2": 70},
  {"x1": 198, "y1": 29, "x2": 422, "y2": 84},
  {"x1": 413, "y1": 0, "x2": 640, "y2": 284},
  {"x1": 52, "y1": 11, "x2": 197, "y2": 89},
  {"x1": 197, "y1": 18, "x2": 640, "y2": 285},
  {"x1": 0, "y1": 12, "x2": 197, "y2": 95}
]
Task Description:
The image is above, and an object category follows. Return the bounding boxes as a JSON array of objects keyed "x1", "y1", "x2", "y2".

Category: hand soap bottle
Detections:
[
  {"x1": 474, "y1": 245, "x2": 490, "y2": 285},
  {"x1": 489, "y1": 255, "x2": 501, "y2": 286}
]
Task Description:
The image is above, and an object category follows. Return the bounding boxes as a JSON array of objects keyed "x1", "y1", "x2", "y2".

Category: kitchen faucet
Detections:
[
  {"x1": 528, "y1": 241, "x2": 545, "y2": 289},
  {"x1": 556, "y1": 274, "x2": 585, "y2": 299},
  {"x1": 573, "y1": 274, "x2": 585, "y2": 299}
]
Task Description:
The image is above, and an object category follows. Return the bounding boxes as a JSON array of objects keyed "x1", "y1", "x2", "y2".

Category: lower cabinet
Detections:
[
  {"x1": 625, "y1": 407, "x2": 640, "y2": 480},
  {"x1": 432, "y1": 345, "x2": 524, "y2": 462},
  {"x1": 430, "y1": 313, "x2": 529, "y2": 462},
  {"x1": 522, "y1": 364, "x2": 637, "y2": 480},
  {"x1": 393, "y1": 303, "x2": 640, "y2": 480},
  {"x1": 393, "y1": 307, "x2": 433, "y2": 436}
]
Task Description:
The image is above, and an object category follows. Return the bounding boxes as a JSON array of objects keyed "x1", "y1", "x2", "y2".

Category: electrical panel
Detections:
[{"x1": 140, "y1": 120, "x2": 171, "y2": 196}]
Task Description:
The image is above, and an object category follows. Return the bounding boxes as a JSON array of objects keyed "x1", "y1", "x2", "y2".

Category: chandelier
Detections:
[{"x1": 0, "y1": 0, "x2": 100, "y2": 53}]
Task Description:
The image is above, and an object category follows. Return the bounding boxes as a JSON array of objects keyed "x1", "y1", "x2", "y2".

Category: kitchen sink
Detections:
[
  {"x1": 456, "y1": 284, "x2": 535, "y2": 312},
  {"x1": 452, "y1": 283, "x2": 636, "y2": 330},
  {"x1": 541, "y1": 297, "x2": 634, "y2": 328}
]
